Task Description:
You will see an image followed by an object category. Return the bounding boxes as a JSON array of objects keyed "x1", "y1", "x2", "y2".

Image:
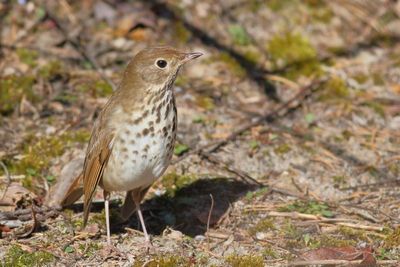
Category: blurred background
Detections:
[{"x1": 1, "y1": 0, "x2": 400, "y2": 265}]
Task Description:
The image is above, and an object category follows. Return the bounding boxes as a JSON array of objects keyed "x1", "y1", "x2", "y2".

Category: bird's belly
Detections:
[{"x1": 102, "y1": 118, "x2": 176, "y2": 192}]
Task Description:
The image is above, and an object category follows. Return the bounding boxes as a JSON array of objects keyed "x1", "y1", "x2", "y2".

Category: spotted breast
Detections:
[{"x1": 101, "y1": 87, "x2": 177, "y2": 192}]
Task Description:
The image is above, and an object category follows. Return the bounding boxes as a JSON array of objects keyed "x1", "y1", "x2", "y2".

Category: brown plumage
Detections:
[{"x1": 61, "y1": 46, "x2": 202, "y2": 245}]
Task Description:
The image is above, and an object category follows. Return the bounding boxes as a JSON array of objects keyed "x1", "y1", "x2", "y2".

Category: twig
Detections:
[
  {"x1": 335, "y1": 222, "x2": 384, "y2": 232},
  {"x1": 0, "y1": 161, "x2": 11, "y2": 201},
  {"x1": 43, "y1": 5, "x2": 116, "y2": 90},
  {"x1": 0, "y1": 174, "x2": 25, "y2": 180},
  {"x1": 206, "y1": 194, "x2": 214, "y2": 250},
  {"x1": 201, "y1": 152, "x2": 263, "y2": 186}
]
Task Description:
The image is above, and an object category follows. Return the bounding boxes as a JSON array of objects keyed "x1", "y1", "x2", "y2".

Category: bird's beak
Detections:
[{"x1": 181, "y1": 52, "x2": 203, "y2": 63}]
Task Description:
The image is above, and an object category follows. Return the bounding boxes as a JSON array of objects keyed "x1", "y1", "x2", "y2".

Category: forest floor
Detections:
[{"x1": 1, "y1": 0, "x2": 400, "y2": 266}]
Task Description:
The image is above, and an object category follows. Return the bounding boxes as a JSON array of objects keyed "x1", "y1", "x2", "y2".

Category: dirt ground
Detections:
[{"x1": 1, "y1": 0, "x2": 400, "y2": 266}]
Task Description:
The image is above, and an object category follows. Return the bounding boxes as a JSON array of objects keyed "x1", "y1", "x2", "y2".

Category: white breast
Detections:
[{"x1": 102, "y1": 91, "x2": 176, "y2": 192}]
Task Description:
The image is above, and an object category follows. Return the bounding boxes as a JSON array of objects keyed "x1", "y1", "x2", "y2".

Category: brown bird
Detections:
[{"x1": 61, "y1": 46, "x2": 202, "y2": 245}]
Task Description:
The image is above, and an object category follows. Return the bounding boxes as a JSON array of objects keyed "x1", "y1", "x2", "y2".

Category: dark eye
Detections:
[{"x1": 156, "y1": 59, "x2": 167, "y2": 68}]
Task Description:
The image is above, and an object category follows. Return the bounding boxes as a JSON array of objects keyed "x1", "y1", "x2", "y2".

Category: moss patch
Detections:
[
  {"x1": 266, "y1": 32, "x2": 322, "y2": 79},
  {"x1": 384, "y1": 227, "x2": 400, "y2": 248},
  {"x1": 248, "y1": 218, "x2": 275, "y2": 236},
  {"x1": 39, "y1": 60, "x2": 67, "y2": 81},
  {"x1": 133, "y1": 255, "x2": 192, "y2": 267},
  {"x1": 319, "y1": 76, "x2": 350, "y2": 101},
  {"x1": 77, "y1": 80, "x2": 113, "y2": 97},
  {"x1": 195, "y1": 95, "x2": 215, "y2": 111},
  {"x1": 225, "y1": 254, "x2": 264, "y2": 267},
  {"x1": 5, "y1": 129, "x2": 90, "y2": 188},
  {"x1": 0, "y1": 75, "x2": 38, "y2": 115},
  {"x1": 228, "y1": 24, "x2": 251, "y2": 46},
  {"x1": 16, "y1": 48, "x2": 38, "y2": 67},
  {"x1": 173, "y1": 21, "x2": 191, "y2": 43},
  {"x1": 279, "y1": 200, "x2": 334, "y2": 218},
  {"x1": 161, "y1": 172, "x2": 198, "y2": 197},
  {"x1": 3, "y1": 244, "x2": 55, "y2": 267}
]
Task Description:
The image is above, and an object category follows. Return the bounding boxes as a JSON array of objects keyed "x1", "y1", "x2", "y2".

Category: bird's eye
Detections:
[{"x1": 156, "y1": 59, "x2": 167, "y2": 68}]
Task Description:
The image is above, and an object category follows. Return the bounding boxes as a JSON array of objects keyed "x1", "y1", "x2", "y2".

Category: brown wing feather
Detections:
[
  {"x1": 61, "y1": 173, "x2": 84, "y2": 207},
  {"x1": 82, "y1": 130, "x2": 114, "y2": 226}
]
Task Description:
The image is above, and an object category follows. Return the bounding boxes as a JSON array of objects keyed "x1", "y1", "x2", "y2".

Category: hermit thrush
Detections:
[{"x1": 61, "y1": 47, "x2": 202, "y2": 245}]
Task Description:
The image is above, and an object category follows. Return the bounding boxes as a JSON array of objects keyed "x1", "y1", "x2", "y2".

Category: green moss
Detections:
[
  {"x1": 319, "y1": 77, "x2": 350, "y2": 101},
  {"x1": 10, "y1": 129, "x2": 90, "y2": 187},
  {"x1": 332, "y1": 175, "x2": 347, "y2": 188},
  {"x1": 77, "y1": 80, "x2": 113, "y2": 97},
  {"x1": 279, "y1": 200, "x2": 334, "y2": 218},
  {"x1": 78, "y1": 242, "x2": 102, "y2": 257},
  {"x1": 161, "y1": 172, "x2": 197, "y2": 197},
  {"x1": 337, "y1": 226, "x2": 369, "y2": 242},
  {"x1": 39, "y1": 60, "x2": 66, "y2": 80},
  {"x1": 0, "y1": 75, "x2": 37, "y2": 115},
  {"x1": 214, "y1": 52, "x2": 246, "y2": 78},
  {"x1": 174, "y1": 76, "x2": 189, "y2": 87},
  {"x1": 89, "y1": 203, "x2": 121, "y2": 227},
  {"x1": 262, "y1": 245, "x2": 279, "y2": 259},
  {"x1": 173, "y1": 143, "x2": 189, "y2": 156},
  {"x1": 281, "y1": 220, "x2": 302, "y2": 240},
  {"x1": 243, "y1": 49, "x2": 262, "y2": 65},
  {"x1": 372, "y1": 72, "x2": 385, "y2": 85},
  {"x1": 352, "y1": 73, "x2": 369, "y2": 84},
  {"x1": 173, "y1": 21, "x2": 191, "y2": 44},
  {"x1": 228, "y1": 24, "x2": 251, "y2": 46},
  {"x1": 16, "y1": 48, "x2": 38, "y2": 67},
  {"x1": 306, "y1": 234, "x2": 356, "y2": 249},
  {"x1": 225, "y1": 254, "x2": 264, "y2": 267},
  {"x1": 248, "y1": 218, "x2": 275, "y2": 236},
  {"x1": 266, "y1": 32, "x2": 322, "y2": 79},
  {"x1": 3, "y1": 244, "x2": 55, "y2": 267},
  {"x1": 384, "y1": 227, "x2": 400, "y2": 248},
  {"x1": 245, "y1": 187, "x2": 268, "y2": 200},
  {"x1": 266, "y1": 0, "x2": 293, "y2": 11},
  {"x1": 195, "y1": 95, "x2": 215, "y2": 110},
  {"x1": 133, "y1": 255, "x2": 190, "y2": 267},
  {"x1": 305, "y1": 1, "x2": 333, "y2": 23},
  {"x1": 361, "y1": 101, "x2": 386, "y2": 118},
  {"x1": 274, "y1": 143, "x2": 291, "y2": 155}
]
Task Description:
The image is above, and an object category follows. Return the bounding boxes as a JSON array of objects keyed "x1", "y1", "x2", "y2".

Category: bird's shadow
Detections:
[{"x1": 110, "y1": 177, "x2": 259, "y2": 237}]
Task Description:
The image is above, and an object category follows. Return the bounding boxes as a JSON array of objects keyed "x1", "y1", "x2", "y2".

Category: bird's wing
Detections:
[{"x1": 82, "y1": 118, "x2": 115, "y2": 226}]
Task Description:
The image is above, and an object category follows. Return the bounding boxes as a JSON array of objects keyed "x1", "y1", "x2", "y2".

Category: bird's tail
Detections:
[{"x1": 61, "y1": 173, "x2": 84, "y2": 207}]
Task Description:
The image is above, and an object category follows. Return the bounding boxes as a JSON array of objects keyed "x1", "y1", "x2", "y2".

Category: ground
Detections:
[{"x1": 1, "y1": 0, "x2": 400, "y2": 266}]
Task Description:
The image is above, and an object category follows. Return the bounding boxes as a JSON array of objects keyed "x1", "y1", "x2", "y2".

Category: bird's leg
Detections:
[
  {"x1": 136, "y1": 202, "x2": 150, "y2": 242},
  {"x1": 103, "y1": 190, "x2": 111, "y2": 245}
]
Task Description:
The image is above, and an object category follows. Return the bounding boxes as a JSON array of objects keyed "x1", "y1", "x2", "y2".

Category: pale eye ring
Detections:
[{"x1": 156, "y1": 59, "x2": 167, "y2": 68}]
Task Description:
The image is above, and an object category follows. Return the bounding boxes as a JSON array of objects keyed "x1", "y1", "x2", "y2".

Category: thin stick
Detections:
[
  {"x1": 206, "y1": 194, "x2": 215, "y2": 250},
  {"x1": 0, "y1": 161, "x2": 11, "y2": 200},
  {"x1": 201, "y1": 152, "x2": 263, "y2": 186},
  {"x1": 335, "y1": 222, "x2": 384, "y2": 232}
]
